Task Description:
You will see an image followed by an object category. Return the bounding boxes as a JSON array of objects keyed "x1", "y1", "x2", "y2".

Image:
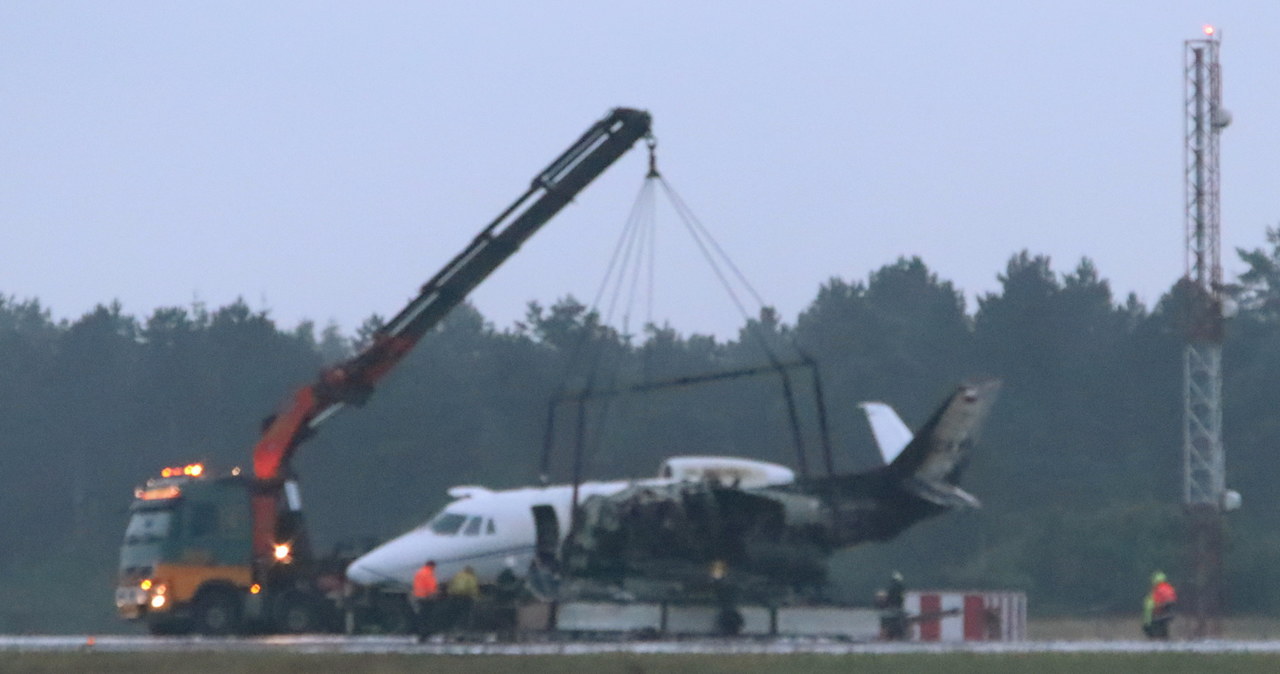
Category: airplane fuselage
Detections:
[{"x1": 345, "y1": 456, "x2": 797, "y2": 589}]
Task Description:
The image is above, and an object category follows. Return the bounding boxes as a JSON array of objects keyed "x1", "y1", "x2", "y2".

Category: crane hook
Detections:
[{"x1": 646, "y1": 135, "x2": 660, "y2": 178}]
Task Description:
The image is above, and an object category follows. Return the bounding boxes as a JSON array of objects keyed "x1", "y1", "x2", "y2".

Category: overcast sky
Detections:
[{"x1": 2, "y1": 2, "x2": 1276, "y2": 339}]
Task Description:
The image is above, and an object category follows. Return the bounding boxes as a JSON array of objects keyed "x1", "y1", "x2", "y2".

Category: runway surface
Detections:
[{"x1": 4, "y1": 635, "x2": 1280, "y2": 656}]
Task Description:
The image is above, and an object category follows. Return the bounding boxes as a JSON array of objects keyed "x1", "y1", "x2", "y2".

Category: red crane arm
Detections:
[{"x1": 248, "y1": 108, "x2": 652, "y2": 564}]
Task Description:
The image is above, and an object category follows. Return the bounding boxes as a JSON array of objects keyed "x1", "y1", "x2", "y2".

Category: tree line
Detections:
[{"x1": 3, "y1": 230, "x2": 1280, "y2": 632}]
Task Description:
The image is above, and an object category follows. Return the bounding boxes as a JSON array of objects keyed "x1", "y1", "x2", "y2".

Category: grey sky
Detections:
[{"x1": 2, "y1": 2, "x2": 1276, "y2": 339}]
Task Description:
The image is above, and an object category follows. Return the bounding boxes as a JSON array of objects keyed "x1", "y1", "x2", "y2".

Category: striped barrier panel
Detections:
[{"x1": 904, "y1": 591, "x2": 1027, "y2": 642}]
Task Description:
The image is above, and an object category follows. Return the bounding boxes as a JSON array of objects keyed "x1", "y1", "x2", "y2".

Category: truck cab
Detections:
[{"x1": 116, "y1": 465, "x2": 256, "y2": 634}]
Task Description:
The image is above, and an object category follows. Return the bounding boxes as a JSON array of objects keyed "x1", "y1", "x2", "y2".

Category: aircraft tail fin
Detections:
[
  {"x1": 858, "y1": 401, "x2": 913, "y2": 464},
  {"x1": 887, "y1": 380, "x2": 1000, "y2": 508}
]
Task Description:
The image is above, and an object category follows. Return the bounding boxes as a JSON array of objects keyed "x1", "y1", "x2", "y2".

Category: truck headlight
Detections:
[{"x1": 273, "y1": 543, "x2": 293, "y2": 564}]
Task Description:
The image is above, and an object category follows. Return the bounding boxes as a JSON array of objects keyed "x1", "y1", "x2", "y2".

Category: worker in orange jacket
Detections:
[
  {"x1": 411, "y1": 560, "x2": 439, "y2": 642},
  {"x1": 1142, "y1": 570, "x2": 1177, "y2": 639}
]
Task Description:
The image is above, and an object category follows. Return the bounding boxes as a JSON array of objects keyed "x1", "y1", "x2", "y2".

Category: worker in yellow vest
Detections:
[{"x1": 445, "y1": 565, "x2": 480, "y2": 631}]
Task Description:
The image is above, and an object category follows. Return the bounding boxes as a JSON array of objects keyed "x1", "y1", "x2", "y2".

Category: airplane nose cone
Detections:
[
  {"x1": 345, "y1": 559, "x2": 378, "y2": 585},
  {"x1": 345, "y1": 543, "x2": 403, "y2": 586},
  {"x1": 344, "y1": 530, "x2": 434, "y2": 587}
]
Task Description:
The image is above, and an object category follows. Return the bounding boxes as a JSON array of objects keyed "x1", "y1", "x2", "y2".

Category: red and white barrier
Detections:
[{"x1": 904, "y1": 591, "x2": 1026, "y2": 642}]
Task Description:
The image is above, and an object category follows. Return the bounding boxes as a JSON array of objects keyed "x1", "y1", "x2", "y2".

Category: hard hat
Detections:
[
  {"x1": 1152, "y1": 571, "x2": 1166, "y2": 584},
  {"x1": 891, "y1": 571, "x2": 904, "y2": 582}
]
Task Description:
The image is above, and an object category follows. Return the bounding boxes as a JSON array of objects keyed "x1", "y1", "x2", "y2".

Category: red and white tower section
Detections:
[{"x1": 1182, "y1": 24, "x2": 1237, "y2": 638}]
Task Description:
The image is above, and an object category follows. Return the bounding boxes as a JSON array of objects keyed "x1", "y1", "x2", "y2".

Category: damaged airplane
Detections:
[
  {"x1": 344, "y1": 456, "x2": 797, "y2": 589},
  {"x1": 561, "y1": 380, "x2": 1000, "y2": 597},
  {"x1": 346, "y1": 382, "x2": 996, "y2": 601}
]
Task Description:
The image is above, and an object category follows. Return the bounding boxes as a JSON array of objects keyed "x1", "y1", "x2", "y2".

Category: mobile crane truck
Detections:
[{"x1": 114, "y1": 108, "x2": 652, "y2": 635}]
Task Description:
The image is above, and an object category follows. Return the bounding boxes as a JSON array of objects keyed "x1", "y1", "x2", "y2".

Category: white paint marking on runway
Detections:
[{"x1": 4, "y1": 636, "x2": 1280, "y2": 656}]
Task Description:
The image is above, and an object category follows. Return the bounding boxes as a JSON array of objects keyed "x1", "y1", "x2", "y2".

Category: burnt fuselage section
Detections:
[{"x1": 561, "y1": 380, "x2": 999, "y2": 594}]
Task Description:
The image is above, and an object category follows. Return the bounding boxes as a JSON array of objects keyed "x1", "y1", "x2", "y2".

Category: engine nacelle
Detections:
[{"x1": 657, "y1": 456, "x2": 795, "y2": 489}]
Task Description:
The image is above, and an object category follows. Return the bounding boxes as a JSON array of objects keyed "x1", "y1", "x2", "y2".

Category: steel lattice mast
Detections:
[{"x1": 1182, "y1": 25, "x2": 1231, "y2": 639}]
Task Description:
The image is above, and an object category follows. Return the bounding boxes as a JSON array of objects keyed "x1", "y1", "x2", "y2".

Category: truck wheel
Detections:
[
  {"x1": 194, "y1": 590, "x2": 241, "y2": 635},
  {"x1": 716, "y1": 607, "x2": 744, "y2": 635},
  {"x1": 276, "y1": 592, "x2": 321, "y2": 634}
]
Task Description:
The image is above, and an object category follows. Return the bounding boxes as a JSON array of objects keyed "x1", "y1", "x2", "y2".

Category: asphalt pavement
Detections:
[{"x1": 4, "y1": 635, "x2": 1280, "y2": 656}]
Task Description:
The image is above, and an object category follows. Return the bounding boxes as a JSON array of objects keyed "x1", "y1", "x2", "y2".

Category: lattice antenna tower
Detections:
[{"x1": 1182, "y1": 24, "x2": 1233, "y2": 638}]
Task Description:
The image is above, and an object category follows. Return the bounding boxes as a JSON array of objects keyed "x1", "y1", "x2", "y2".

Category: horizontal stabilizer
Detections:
[{"x1": 903, "y1": 476, "x2": 982, "y2": 509}]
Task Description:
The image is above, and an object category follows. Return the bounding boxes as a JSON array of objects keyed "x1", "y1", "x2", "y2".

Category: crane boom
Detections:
[{"x1": 249, "y1": 107, "x2": 652, "y2": 563}]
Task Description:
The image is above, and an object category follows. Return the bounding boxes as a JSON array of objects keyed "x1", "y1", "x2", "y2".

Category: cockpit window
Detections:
[
  {"x1": 428, "y1": 512, "x2": 468, "y2": 535},
  {"x1": 486, "y1": 518, "x2": 496, "y2": 535},
  {"x1": 463, "y1": 515, "x2": 483, "y2": 536}
]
